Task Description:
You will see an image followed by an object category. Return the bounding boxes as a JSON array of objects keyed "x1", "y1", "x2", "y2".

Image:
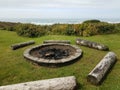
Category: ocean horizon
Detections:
[{"x1": 0, "y1": 18, "x2": 120, "y2": 25}]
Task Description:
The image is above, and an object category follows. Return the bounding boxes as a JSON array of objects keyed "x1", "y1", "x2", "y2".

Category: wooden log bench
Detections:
[
  {"x1": 0, "y1": 76, "x2": 77, "y2": 90},
  {"x1": 43, "y1": 40, "x2": 71, "y2": 44},
  {"x1": 87, "y1": 52, "x2": 117, "y2": 85},
  {"x1": 11, "y1": 40, "x2": 35, "y2": 50},
  {"x1": 76, "y1": 38, "x2": 109, "y2": 51}
]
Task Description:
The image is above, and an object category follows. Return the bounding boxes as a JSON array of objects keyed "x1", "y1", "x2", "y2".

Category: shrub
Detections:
[
  {"x1": 83, "y1": 23, "x2": 98, "y2": 36},
  {"x1": 16, "y1": 24, "x2": 46, "y2": 37},
  {"x1": 1, "y1": 20, "x2": 120, "y2": 37},
  {"x1": 50, "y1": 24, "x2": 67, "y2": 35},
  {"x1": 0, "y1": 22, "x2": 18, "y2": 31},
  {"x1": 64, "y1": 25, "x2": 75, "y2": 35},
  {"x1": 83, "y1": 19, "x2": 101, "y2": 23},
  {"x1": 114, "y1": 23, "x2": 120, "y2": 33},
  {"x1": 97, "y1": 23, "x2": 115, "y2": 34}
]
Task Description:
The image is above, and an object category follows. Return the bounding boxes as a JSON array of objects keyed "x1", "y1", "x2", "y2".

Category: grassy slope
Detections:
[{"x1": 0, "y1": 30, "x2": 120, "y2": 90}]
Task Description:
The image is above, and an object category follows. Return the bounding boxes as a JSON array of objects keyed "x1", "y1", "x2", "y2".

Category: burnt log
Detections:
[
  {"x1": 11, "y1": 40, "x2": 35, "y2": 50},
  {"x1": 0, "y1": 76, "x2": 77, "y2": 90},
  {"x1": 87, "y1": 52, "x2": 117, "y2": 85},
  {"x1": 76, "y1": 38, "x2": 109, "y2": 51},
  {"x1": 43, "y1": 40, "x2": 70, "y2": 44}
]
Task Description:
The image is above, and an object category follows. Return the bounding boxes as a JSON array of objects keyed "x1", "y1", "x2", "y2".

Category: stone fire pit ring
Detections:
[{"x1": 23, "y1": 43, "x2": 82, "y2": 66}]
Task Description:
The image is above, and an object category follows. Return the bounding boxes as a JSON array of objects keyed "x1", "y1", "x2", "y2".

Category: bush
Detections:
[
  {"x1": 16, "y1": 24, "x2": 46, "y2": 37},
  {"x1": 78, "y1": 23, "x2": 115, "y2": 36},
  {"x1": 83, "y1": 23, "x2": 98, "y2": 36},
  {"x1": 83, "y1": 19, "x2": 101, "y2": 23},
  {"x1": 64, "y1": 25, "x2": 75, "y2": 35},
  {"x1": 1, "y1": 20, "x2": 120, "y2": 37},
  {"x1": 0, "y1": 22, "x2": 17, "y2": 31},
  {"x1": 97, "y1": 23, "x2": 115, "y2": 34},
  {"x1": 50, "y1": 24, "x2": 67, "y2": 35},
  {"x1": 114, "y1": 23, "x2": 120, "y2": 33}
]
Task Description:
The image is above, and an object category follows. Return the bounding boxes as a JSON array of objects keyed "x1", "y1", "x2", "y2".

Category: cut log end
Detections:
[{"x1": 87, "y1": 75, "x2": 98, "y2": 85}]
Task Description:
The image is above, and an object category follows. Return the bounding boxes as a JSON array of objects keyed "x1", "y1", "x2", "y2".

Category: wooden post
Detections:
[
  {"x1": 76, "y1": 38, "x2": 109, "y2": 51},
  {"x1": 11, "y1": 40, "x2": 35, "y2": 50},
  {"x1": 87, "y1": 52, "x2": 117, "y2": 85}
]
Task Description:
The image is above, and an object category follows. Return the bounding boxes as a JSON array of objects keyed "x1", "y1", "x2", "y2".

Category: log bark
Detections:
[
  {"x1": 87, "y1": 52, "x2": 117, "y2": 85},
  {"x1": 76, "y1": 38, "x2": 109, "y2": 51},
  {"x1": 0, "y1": 76, "x2": 77, "y2": 90},
  {"x1": 43, "y1": 40, "x2": 70, "y2": 44},
  {"x1": 11, "y1": 40, "x2": 35, "y2": 50}
]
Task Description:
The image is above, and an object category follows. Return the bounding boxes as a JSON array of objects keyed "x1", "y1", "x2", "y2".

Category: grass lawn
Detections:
[{"x1": 0, "y1": 30, "x2": 120, "y2": 90}]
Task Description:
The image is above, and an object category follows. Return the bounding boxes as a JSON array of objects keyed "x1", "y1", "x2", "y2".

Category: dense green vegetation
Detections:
[
  {"x1": 0, "y1": 21, "x2": 18, "y2": 31},
  {"x1": 0, "y1": 20, "x2": 120, "y2": 37},
  {"x1": 83, "y1": 19, "x2": 101, "y2": 23},
  {"x1": 15, "y1": 24, "x2": 46, "y2": 37},
  {"x1": 0, "y1": 30, "x2": 120, "y2": 90}
]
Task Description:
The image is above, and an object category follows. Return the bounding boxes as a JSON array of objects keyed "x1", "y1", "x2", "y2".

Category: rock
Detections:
[
  {"x1": 0, "y1": 76, "x2": 77, "y2": 90},
  {"x1": 87, "y1": 52, "x2": 117, "y2": 85},
  {"x1": 76, "y1": 38, "x2": 109, "y2": 51}
]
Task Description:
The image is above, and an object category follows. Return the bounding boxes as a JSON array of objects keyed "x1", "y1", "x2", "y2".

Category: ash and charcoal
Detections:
[{"x1": 39, "y1": 48, "x2": 70, "y2": 60}]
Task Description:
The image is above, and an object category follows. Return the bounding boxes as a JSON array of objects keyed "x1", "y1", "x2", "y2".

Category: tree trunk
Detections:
[
  {"x1": 11, "y1": 40, "x2": 35, "y2": 50},
  {"x1": 87, "y1": 52, "x2": 117, "y2": 85},
  {"x1": 43, "y1": 40, "x2": 70, "y2": 44},
  {"x1": 76, "y1": 38, "x2": 109, "y2": 51},
  {"x1": 0, "y1": 76, "x2": 77, "y2": 90}
]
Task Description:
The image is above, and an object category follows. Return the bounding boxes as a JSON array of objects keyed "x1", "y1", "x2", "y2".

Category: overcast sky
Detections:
[{"x1": 0, "y1": 0, "x2": 120, "y2": 18}]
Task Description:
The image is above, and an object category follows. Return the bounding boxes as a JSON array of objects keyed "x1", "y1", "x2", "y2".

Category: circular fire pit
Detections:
[{"x1": 24, "y1": 43, "x2": 82, "y2": 66}]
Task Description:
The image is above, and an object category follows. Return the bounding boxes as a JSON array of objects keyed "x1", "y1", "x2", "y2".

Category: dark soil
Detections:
[{"x1": 30, "y1": 45, "x2": 76, "y2": 60}]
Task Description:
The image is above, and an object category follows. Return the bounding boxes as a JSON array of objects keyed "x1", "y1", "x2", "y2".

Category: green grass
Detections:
[{"x1": 0, "y1": 30, "x2": 120, "y2": 90}]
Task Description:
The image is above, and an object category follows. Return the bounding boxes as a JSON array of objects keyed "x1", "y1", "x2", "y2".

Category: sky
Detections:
[{"x1": 0, "y1": 0, "x2": 120, "y2": 19}]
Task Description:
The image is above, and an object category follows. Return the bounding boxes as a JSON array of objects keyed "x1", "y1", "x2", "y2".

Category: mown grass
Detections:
[{"x1": 0, "y1": 30, "x2": 120, "y2": 90}]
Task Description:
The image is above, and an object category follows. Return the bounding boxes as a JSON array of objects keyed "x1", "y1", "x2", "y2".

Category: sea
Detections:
[{"x1": 0, "y1": 18, "x2": 120, "y2": 25}]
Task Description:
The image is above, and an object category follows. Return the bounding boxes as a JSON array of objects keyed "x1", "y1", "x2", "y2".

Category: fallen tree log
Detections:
[
  {"x1": 11, "y1": 40, "x2": 35, "y2": 50},
  {"x1": 43, "y1": 40, "x2": 70, "y2": 44},
  {"x1": 76, "y1": 38, "x2": 109, "y2": 51},
  {"x1": 0, "y1": 76, "x2": 77, "y2": 90},
  {"x1": 87, "y1": 52, "x2": 117, "y2": 85}
]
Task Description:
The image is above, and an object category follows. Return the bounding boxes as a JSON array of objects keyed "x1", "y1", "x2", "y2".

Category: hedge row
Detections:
[{"x1": 0, "y1": 20, "x2": 120, "y2": 37}]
